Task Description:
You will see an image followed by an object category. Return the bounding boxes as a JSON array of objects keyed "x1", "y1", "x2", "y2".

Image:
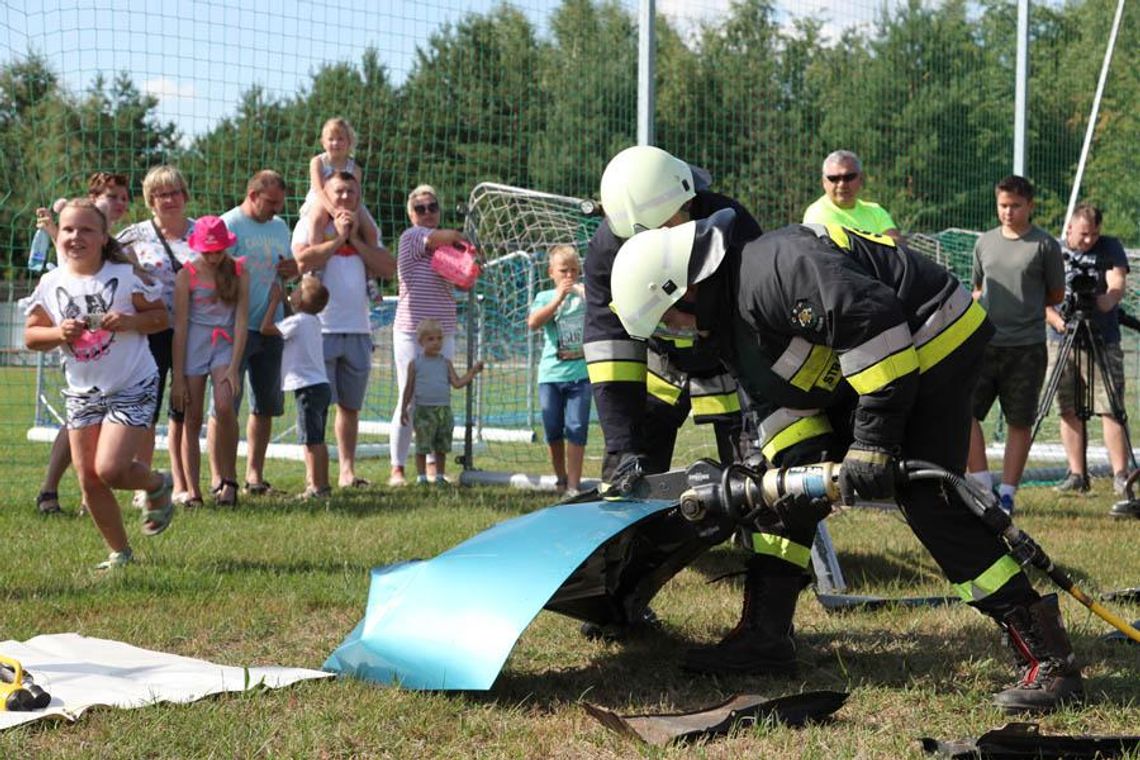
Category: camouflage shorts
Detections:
[
  {"x1": 972, "y1": 343, "x2": 1046, "y2": 427},
  {"x1": 1048, "y1": 340, "x2": 1126, "y2": 415},
  {"x1": 413, "y1": 404, "x2": 454, "y2": 455}
]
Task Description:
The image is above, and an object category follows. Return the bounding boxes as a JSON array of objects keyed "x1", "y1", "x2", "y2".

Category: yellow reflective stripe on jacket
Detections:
[
  {"x1": 916, "y1": 299, "x2": 987, "y2": 372},
  {"x1": 647, "y1": 371, "x2": 683, "y2": 405},
  {"x1": 587, "y1": 361, "x2": 646, "y2": 384},
  {"x1": 759, "y1": 409, "x2": 833, "y2": 460},
  {"x1": 752, "y1": 532, "x2": 811, "y2": 568},
  {"x1": 823, "y1": 223, "x2": 851, "y2": 250},
  {"x1": 772, "y1": 337, "x2": 842, "y2": 392},
  {"x1": 952, "y1": 555, "x2": 1021, "y2": 603},
  {"x1": 585, "y1": 339, "x2": 646, "y2": 384},
  {"x1": 840, "y1": 322, "x2": 919, "y2": 394},
  {"x1": 655, "y1": 335, "x2": 695, "y2": 349},
  {"x1": 691, "y1": 391, "x2": 740, "y2": 417}
]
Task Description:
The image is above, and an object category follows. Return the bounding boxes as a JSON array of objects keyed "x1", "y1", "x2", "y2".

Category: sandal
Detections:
[
  {"x1": 243, "y1": 480, "x2": 273, "y2": 496},
  {"x1": 183, "y1": 497, "x2": 204, "y2": 510},
  {"x1": 36, "y1": 490, "x2": 63, "y2": 515},
  {"x1": 297, "y1": 486, "x2": 333, "y2": 501},
  {"x1": 213, "y1": 479, "x2": 239, "y2": 507},
  {"x1": 347, "y1": 477, "x2": 371, "y2": 489},
  {"x1": 141, "y1": 472, "x2": 175, "y2": 536}
]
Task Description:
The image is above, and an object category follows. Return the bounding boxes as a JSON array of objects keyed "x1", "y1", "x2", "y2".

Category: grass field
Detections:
[{"x1": 4, "y1": 418, "x2": 1140, "y2": 757}]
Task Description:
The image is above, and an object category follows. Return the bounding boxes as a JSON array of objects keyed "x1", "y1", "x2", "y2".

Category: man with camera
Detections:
[{"x1": 1046, "y1": 204, "x2": 1132, "y2": 504}]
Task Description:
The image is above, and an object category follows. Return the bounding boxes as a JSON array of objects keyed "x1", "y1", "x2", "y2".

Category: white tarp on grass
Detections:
[{"x1": 0, "y1": 633, "x2": 332, "y2": 730}]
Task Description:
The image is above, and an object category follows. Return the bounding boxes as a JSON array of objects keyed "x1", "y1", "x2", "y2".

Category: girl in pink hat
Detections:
[{"x1": 172, "y1": 215, "x2": 249, "y2": 507}]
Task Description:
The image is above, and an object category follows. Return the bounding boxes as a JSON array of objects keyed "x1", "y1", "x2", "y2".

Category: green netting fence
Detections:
[{"x1": 2, "y1": 0, "x2": 1139, "y2": 480}]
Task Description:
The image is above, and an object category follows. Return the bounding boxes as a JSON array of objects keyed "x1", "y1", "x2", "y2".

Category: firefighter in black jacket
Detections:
[
  {"x1": 609, "y1": 209, "x2": 1084, "y2": 713},
  {"x1": 587, "y1": 146, "x2": 762, "y2": 482}
]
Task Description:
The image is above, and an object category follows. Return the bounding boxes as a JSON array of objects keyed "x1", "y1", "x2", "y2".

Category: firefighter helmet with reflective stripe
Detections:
[
  {"x1": 609, "y1": 222, "x2": 697, "y2": 339},
  {"x1": 600, "y1": 146, "x2": 710, "y2": 239},
  {"x1": 609, "y1": 209, "x2": 736, "y2": 340}
]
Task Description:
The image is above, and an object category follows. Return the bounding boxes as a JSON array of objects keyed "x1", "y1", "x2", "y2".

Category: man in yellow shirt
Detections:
[{"x1": 803, "y1": 150, "x2": 900, "y2": 240}]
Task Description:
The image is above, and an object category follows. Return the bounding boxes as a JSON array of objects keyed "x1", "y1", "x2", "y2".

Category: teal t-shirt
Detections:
[
  {"x1": 220, "y1": 207, "x2": 293, "y2": 328},
  {"x1": 531, "y1": 288, "x2": 588, "y2": 383}
]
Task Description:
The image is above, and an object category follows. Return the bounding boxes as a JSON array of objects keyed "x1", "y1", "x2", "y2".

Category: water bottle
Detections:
[{"x1": 28, "y1": 228, "x2": 51, "y2": 272}]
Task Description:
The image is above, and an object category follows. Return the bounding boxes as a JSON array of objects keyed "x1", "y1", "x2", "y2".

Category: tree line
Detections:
[{"x1": 1, "y1": 0, "x2": 1136, "y2": 280}]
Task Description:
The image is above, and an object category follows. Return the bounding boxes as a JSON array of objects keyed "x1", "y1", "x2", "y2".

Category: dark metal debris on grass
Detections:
[
  {"x1": 583, "y1": 691, "x2": 848, "y2": 746},
  {"x1": 920, "y1": 722, "x2": 1140, "y2": 758}
]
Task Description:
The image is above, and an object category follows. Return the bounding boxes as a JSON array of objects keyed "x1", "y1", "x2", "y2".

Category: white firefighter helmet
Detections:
[
  {"x1": 600, "y1": 145, "x2": 711, "y2": 239},
  {"x1": 609, "y1": 221, "x2": 698, "y2": 339}
]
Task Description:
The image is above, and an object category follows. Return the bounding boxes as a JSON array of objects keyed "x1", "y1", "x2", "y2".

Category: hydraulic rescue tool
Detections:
[
  {"x1": 0, "y1": 653, "x2": 51, "y2": 712},
  {"x1": 675, "y1": 458, "x2": 1140, "y2": 644}
]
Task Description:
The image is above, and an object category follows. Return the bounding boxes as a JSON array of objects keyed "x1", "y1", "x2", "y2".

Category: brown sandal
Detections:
[
  {"x1": 36, "y1": 491, "x2": 62, "y2": 515},
  {"x1": 212, "y1": 479, "x2": 239, "y2": 507}
]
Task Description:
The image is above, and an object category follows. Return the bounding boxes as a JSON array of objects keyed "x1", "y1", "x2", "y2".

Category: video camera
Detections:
[{"x1": 1060, "y1": 249, "x2": 1102, "y2": 319}]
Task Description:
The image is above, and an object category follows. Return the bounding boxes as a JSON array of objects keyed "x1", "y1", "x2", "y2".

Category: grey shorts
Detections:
[
  {"x1": 64, "y1": 373, "x2": 158, "y2": 429},
  {"x1": 295, "y1": 382, "x2": 331, "y2": 445},
  {"x1": 323, "y1": 333, "x2": 372, "y2": 411},
  {"x1": 1049, "y1": 340, "x2": 1126, "y2": 415},
  {"x1": 972, "y1": 343, "x2": 1047, "y2": 427},
  {"x1": 184, "y1": 322, "x2": 234, "y2": 376}
]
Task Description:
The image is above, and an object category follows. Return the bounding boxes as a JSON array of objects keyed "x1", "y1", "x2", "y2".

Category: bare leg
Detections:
[
  {"x1": 1102, "y1": 414, "x2": 1130, "y2": 475},
  {"x1": 548, "y1": 440, "x2": 566, "y2": 485},
  {"x1": 415, "y1": 453, "x2": 428, "y2": 480},
  {"x1": 244, "y1": 413, "x2": 273, "y2": 486},
  {"x1": 70, "y1": 424, "x2": 129, "y2": 553},
  {"x1": 966, "y1": 419, "x2": 988, "y2": 474},
  {"x1": 305, "y1": 443, "x2": 329, "y2": 491},
  {"x1": 434, "y1": 450, "x2": 446, "y2": 478},
  {"x1": 181, "y1": 375, "x2": 209, "y2": 501},
  {"x1": 335, "y1": 405, "x2": 359, "y2": 487},
  {"x1": 1059, "y1": 411, "x2": 1085, "y2": 475},
  {"x1": 212, "y1": 367, "x2": 239, "y2": 502},
  {"x1": 40, "y1": 425, "x2": 73, "y2": 493},
  {"x1": 566, "y1": 442, "x2": 585, "y2": 491},
  {"x1": 167, "y1": 417, "x2": 189, "y2": 495},
  {"x1": 1001, "y1": 424, "x2": 1033, "y2": 487},
  {"x1": 206, "y1": 417, "x2": 220, "y2": 492}
]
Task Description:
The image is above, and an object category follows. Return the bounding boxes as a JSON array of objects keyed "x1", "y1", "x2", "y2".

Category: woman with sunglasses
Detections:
[{"x1": 387, "y1": 185, "x2": 468, "y2": 486}]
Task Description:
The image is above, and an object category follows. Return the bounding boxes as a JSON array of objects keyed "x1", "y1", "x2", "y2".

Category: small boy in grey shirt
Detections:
[{"x1": 400, "y1": 318, "x2": 484, "y2": 484}]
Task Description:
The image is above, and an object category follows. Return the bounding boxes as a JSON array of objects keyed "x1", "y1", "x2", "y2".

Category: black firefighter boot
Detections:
[
  {"x1": 993, "y1": 593, "x2": 1084, "y2": 713},
  {"x1": 682, "y1": 558, "x2": 806, "y2": 676}
]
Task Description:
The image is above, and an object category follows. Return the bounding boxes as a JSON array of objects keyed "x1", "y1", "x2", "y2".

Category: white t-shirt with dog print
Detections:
[{"x1": 23, "y1": 262, "x2": 162, "y2": 393}]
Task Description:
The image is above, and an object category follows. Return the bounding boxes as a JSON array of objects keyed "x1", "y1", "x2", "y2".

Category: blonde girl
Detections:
[{"x1": 24, "y1": 199, "x2": 174, "y2": 568}]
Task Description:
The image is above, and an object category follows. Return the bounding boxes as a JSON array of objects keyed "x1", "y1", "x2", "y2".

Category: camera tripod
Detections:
[{"x1": 1031, "y1": 307, "x2": 1139, "y2": 508}]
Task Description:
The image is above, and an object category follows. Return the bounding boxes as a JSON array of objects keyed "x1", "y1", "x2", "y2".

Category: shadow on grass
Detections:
[{"x1": 480, "y1": 621, "x2": 1140, "y2": 714}]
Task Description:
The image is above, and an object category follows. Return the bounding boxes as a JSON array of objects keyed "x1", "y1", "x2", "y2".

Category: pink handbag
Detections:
[{"x1": 431, "y1": 240, "x2": 481, "y2": 290}]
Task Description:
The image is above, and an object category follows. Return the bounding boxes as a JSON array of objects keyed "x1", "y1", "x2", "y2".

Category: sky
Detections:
[{"x1": 2, "y1": 0, "x2": 900, "y2": 140}]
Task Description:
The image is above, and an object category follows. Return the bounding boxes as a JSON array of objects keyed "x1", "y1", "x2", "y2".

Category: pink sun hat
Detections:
[{"x1": 188, "y1": 215, "x2": 238, "y2": 252}]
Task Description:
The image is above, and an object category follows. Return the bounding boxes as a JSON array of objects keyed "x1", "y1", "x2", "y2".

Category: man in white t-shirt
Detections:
[{"x1": 293, "y1": 172, "x2": 395, "y2": 487}]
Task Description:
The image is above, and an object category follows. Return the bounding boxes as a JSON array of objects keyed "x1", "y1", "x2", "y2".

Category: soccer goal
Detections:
[{"x1": 453, "y1": 182, "x2": 606, "y2": 487}]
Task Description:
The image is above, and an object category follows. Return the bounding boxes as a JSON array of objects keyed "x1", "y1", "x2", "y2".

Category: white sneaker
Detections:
[{"x1": 96, "y1": 547, "x2": 134, "y2": 570}]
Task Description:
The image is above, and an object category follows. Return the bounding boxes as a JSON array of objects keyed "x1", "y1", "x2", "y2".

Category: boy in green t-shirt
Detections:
[
  {"x1": 527, "y1": 245, "x2": 591, "y2": 496},
  {"x1": 967, "y1": 175, "x2": 1066, "y2": 514}
]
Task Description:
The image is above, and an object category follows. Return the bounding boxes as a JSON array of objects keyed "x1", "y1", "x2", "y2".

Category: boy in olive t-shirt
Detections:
[{"x1": 967, "y1": 175, "x2": 1065, "y2": 514}]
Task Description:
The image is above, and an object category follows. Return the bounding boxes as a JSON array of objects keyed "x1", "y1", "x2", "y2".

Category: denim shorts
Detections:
[
  {"x1": 295, "y1": 382, "x2": 331, "y2": 445},
  {"x1": 539, "y1": 379, "x2": 592, "y2": 445}
]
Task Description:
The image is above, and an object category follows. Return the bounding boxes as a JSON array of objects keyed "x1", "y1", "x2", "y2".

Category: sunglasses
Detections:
[
  {"x1": 413, "y1": 202, "x2": 440, "y2": 214},
  {"x1": 825, "y1": 172, "x2": 859, "y2": 184}
]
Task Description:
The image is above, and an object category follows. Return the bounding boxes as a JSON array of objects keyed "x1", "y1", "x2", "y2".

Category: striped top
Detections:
[{"x1": 393, "y1": 225, "x2": 457, "y2": 334}]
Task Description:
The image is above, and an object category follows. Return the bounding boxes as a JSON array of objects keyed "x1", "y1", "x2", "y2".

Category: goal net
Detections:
[{"x1": 453, "y1": 182, "x2": 605, "y2": 485}]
